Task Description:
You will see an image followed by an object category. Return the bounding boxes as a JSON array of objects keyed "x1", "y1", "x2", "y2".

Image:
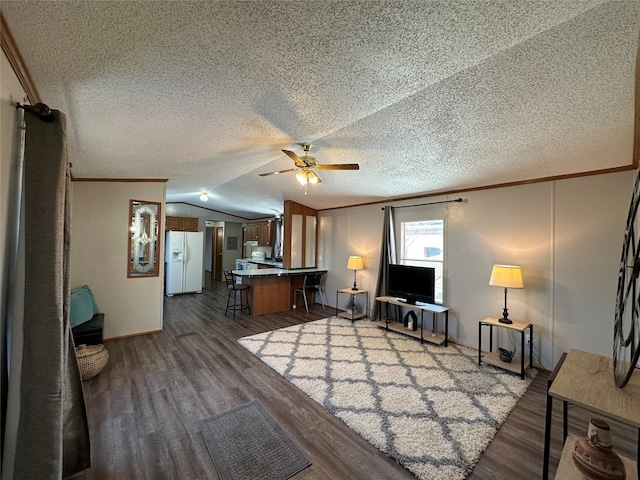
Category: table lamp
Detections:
[
  {"x1": 347, "y1": 256, "x2": 364, "y2": 291},
  {"x1": 489, "y1": 264, "x2": 523, "y2": 324}
]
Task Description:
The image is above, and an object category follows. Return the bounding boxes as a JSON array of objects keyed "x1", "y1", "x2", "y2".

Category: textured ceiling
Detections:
[{"x1": 2, "y1": 1, "x2": 638, "y2": 219}]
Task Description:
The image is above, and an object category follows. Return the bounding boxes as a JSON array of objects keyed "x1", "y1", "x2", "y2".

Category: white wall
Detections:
[
  {"x1": 71, "y1": 181, "x2": 166, "y2": 339},
  {"x1": 223, "y1": 222, "x2": 244, "y2": 271},
  {"x1": 319, "y1": 170, "x2": 633, "y2": 371}
]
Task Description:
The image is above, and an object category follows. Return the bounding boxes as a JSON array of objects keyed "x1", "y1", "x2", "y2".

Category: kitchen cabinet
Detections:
[
  {"x1": 245, "y1": 221, "x2": 273, "y2": 246},
  {"x1": 166, "y1": 216, "x2": 198, "y2": 232},
  {"x1": 257, "y1": 221, "x2": 273, "y2": 246},
  {"x1": 245, "y1": 223, "x2": 259, "y2": 241}
]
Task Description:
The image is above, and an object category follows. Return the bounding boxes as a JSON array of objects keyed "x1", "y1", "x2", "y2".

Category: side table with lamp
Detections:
[
  {"x1": 479, "y1": 265, "x2": 532, "y2": 379},
  {"x1": 336, "y1": 256, "x2": 368, "y2": 321}
]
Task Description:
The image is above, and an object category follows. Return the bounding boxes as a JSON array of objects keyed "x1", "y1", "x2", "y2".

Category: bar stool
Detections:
[
  {"x1": 224, "y1": 270, "x2": 250, "y2": 318},
  {"x1": 293, "y1": 272, "x2": 326, "y2": 313}
]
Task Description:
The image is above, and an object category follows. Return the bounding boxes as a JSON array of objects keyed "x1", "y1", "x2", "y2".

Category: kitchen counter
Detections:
[
  {"x1": 236, "y1": 258, "x2": 283, "y2": 268},
  {"x1": 231, "y1": 267, "x2": 326, "y2": 278},
  {"x1": 231, "y1": 267, "x2": 327, "y2": 315}
]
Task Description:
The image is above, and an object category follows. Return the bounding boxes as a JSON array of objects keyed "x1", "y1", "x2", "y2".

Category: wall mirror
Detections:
[{"x1": 128, "y1": 199, "x2": 161, "y2": 278}]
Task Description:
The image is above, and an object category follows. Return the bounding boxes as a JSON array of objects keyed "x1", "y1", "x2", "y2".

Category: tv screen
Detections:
[{"x1": 388, "y1": 264, "x2": 435, "y2": 305}]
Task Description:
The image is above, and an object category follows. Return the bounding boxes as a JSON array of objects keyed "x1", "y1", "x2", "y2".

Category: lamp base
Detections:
[{"x1": 498, "y1": 304, "x2": 512, "y2": 324}]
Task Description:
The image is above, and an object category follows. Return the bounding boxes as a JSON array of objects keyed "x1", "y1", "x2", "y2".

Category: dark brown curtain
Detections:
[
  {"x1": 11, "y1": 109, "x2": 90, "y2": 478},
  {"x1": 372, "y1": 206, "x2": 397, "y2": 319}
]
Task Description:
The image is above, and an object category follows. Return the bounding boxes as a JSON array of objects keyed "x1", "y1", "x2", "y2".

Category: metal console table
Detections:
[
  {"x1": 478, "y1": 316, "x2": 532, "y2": 379},
  {"x1": 373, "y1": 296, "x2": 449, "y2": 347},
  {"x1": 335, "y1": 288, "x2": 368, "y2": 322}
]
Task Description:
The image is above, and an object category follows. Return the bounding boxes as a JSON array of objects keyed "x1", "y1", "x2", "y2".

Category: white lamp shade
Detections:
[
  {"x1": 489, "y1": 265, "x2": 523, "y2": 289},
  {"x1": 347, "y1": 256, "x2": 364, "y2": 270}
]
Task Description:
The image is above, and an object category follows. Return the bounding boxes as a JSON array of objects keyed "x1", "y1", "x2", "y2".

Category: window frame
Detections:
[{"x1": 398, "y1": 218, "x2": 444, "y2": 304}]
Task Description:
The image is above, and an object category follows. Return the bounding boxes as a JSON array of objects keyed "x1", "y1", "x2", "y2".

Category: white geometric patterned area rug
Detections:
[{"x1": 238, "y1": 317, "x2": 536, "y2": 480}]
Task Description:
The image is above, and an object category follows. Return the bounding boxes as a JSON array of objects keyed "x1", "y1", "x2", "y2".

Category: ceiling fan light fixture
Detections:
[
  {"x1": 307, "y1": 170, "x2": 321, "y2": 184},
  {"x1": 262, "y1": 144, "x2": 357, "y2": 189},
  {"x1": 296, "y1": 169, "x2": 321, "y2": 186},
  {"x1": 200, "y1": 193, "x2": 209, "y2": 202},
  {"x1": 296, "y1": 171, "x2": 309, "y2": 185}
]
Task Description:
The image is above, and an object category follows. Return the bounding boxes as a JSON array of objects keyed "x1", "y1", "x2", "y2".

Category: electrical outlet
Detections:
[{"x1": 525, "y1": 333, "x2": 531, "y2": 345}]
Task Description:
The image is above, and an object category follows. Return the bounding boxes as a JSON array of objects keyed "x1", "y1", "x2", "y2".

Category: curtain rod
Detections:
[
  {"x1": 16, "y1": 102, "x2": 55, "y2": 122},
  {"x1": 381, "y1": 197, "x2": 464, "y2": 210}
]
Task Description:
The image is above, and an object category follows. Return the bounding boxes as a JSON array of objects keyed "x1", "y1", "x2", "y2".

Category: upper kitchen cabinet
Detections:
[
  {"x1": 245, "y1": 221, "x2": 273, "y2": 246},
  {"x1": 166, "y1": 216, "x2": 198, "y2": 232},
  {"x1": 257, "y1": 221, "x2": 273, "y2": 246},
  {"x1": 283, "y1": 200, "x2": 318, "y2": 268},
  {"x1": 245, "y1": 223, "x2": 259, "y2": 242}
]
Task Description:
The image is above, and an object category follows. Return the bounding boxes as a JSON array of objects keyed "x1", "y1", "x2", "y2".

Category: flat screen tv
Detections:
[{"x1": 388, "y1": 264, "x2": 435, "y2": 305}]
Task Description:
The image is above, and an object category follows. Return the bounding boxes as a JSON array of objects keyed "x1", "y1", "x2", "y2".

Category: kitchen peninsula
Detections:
[{"x1": 232, "y1": 267, "x2": 328, "y2": 315}]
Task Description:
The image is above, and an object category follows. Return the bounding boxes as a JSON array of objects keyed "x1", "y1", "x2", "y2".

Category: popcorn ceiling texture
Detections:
[{"x1": 2, "y1": 1, "x2": 638, "y2": 218}]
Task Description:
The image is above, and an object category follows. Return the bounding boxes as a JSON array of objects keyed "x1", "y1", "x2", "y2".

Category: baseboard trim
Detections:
[{"x1": 104, "y1": 329, "x2": 163, "y2": 341}]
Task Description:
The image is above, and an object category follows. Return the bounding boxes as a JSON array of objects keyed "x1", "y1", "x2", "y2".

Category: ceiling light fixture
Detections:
[
  {"x1": 296, "y1": 168, "x2": 321, "y2": 194},
  {"x1": 200, "y1": 193, "x2": 209, "y2": 202},
  {"x1": 295, "y1": 169, "x2": 321, "y2": 186}
]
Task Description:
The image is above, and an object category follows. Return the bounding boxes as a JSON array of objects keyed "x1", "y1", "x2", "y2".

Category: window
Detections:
[{"x1": 400, "y1": 219, "x2": 444, "y2": 303}]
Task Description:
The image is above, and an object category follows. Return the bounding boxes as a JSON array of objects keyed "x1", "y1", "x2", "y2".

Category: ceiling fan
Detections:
[{"x1": 259, "y1": 143, "x2": 359, "y2": 186}]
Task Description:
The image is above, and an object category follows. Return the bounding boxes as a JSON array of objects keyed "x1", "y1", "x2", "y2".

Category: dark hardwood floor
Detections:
[{"x1": 74, "y1": 279, "x2": 637, "y2": 479}]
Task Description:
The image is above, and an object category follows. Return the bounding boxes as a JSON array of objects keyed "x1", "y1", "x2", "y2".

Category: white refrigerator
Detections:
[{"x1": 165, "y1": 231, "x2": 204, "y2": 295}]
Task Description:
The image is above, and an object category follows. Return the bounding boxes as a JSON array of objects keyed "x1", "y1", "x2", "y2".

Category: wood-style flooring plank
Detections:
[{"x1": 72, "y1": 279, "x2": 636, "y2": 480}]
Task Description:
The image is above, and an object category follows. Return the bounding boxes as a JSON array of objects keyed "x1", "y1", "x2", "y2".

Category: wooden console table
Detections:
[
  {"x1": 374, "y1": 296, "x2": 450, "y2": 347},
  {"x1": 543, "y1": 349, "x2": 640, "y2": 479}
]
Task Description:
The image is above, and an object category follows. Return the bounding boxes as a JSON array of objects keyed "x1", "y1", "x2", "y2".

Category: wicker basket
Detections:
[{"x1": 76, "y1": 344, "x2": 109, "y2": 381}]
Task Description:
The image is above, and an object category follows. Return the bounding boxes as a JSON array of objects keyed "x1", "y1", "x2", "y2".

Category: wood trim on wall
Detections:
[
  {"x1": 317, "y1": 164, "x2": 638, "y2": 212},
  {"x1": 1, "y1": 13, "x2": 40, "y2": 104},
  {"x1": 72, "y1": 177, "x2": 169, "y2": 183}
]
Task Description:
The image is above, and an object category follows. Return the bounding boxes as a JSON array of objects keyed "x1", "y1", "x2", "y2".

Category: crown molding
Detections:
[{"x1": 1, "y1": 13, "x2": 41, "y2": 104}]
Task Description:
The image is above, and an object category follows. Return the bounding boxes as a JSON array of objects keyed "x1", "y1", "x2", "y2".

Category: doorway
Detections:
[{"x1": 212, "y1": 226, "x2": 223, "y2": 281}]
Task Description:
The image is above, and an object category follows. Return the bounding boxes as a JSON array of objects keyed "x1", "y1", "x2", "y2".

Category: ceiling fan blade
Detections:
[
  {"x1": 282, "y1": 149, "x2": 306, "y2": 167},
  {"x1": 259, "y1": 168, "x2": 296, "y2": 177},
  {"x1": 316, "y1": 163, "x2": 360, "y2": 171}
]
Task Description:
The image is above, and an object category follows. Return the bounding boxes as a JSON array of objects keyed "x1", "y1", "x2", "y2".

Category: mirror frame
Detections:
[{"x1": 127, "y1": 199, "x2": 162, "y2": 278}]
